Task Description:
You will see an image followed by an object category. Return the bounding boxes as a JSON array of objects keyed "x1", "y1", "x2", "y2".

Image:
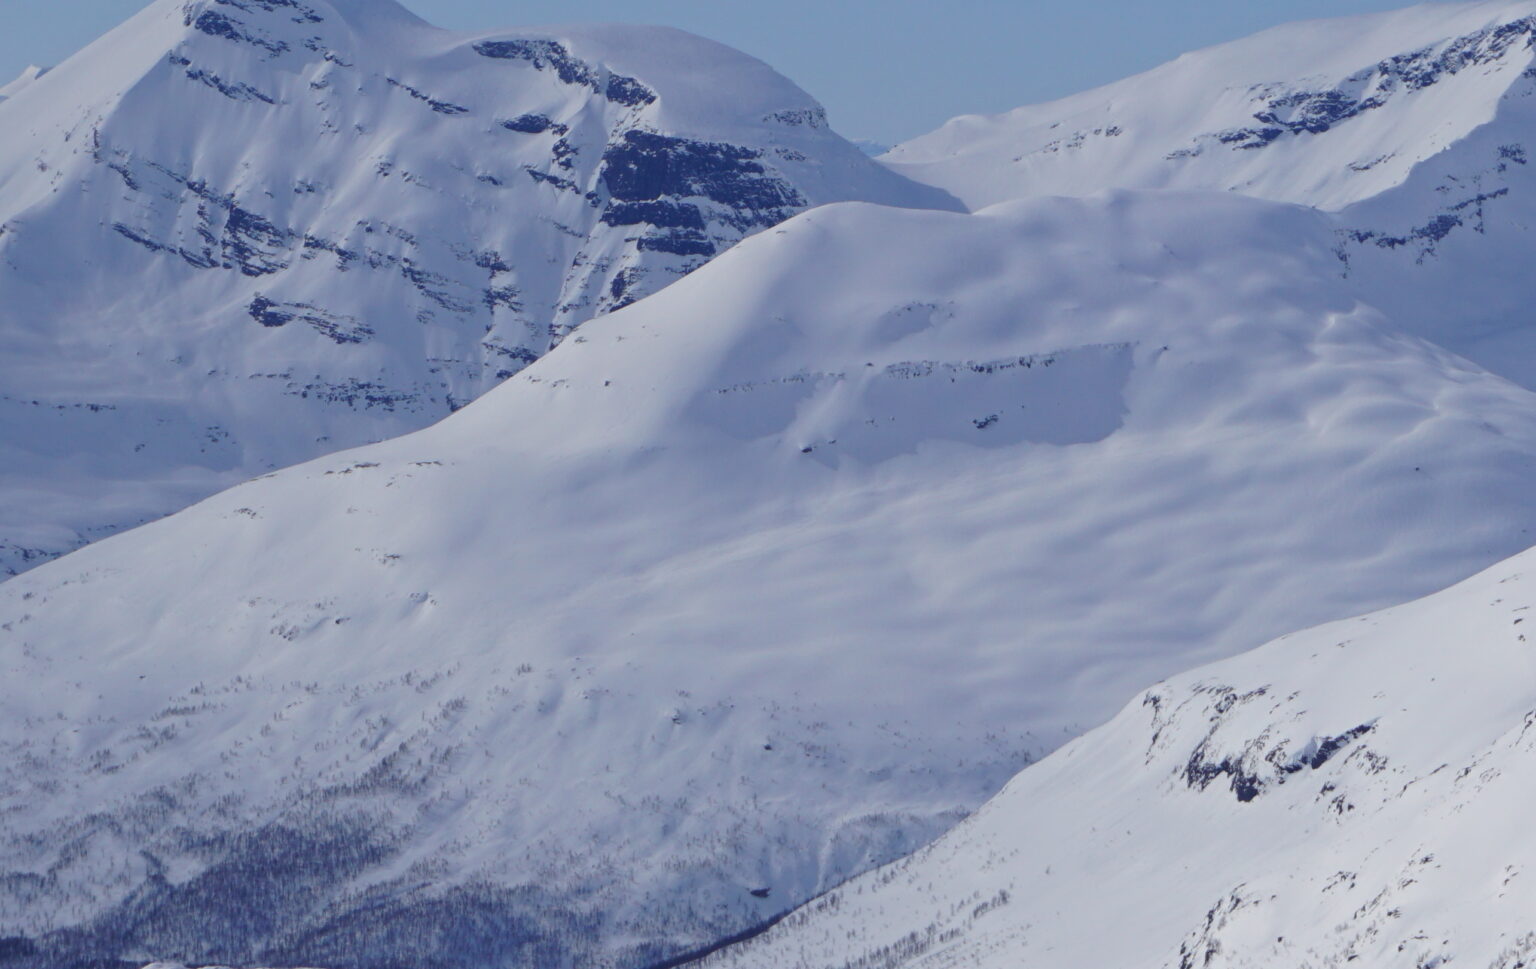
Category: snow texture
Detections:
[
  {"x1": 886, "y1": 0, "x2": 1536, "y2": 389},
  {"x1": 0, "y1": 65, "x2": 49, "y2": 103},
  {"x1": 0, "y1": 0, "x2": 954, "y2": 577},
  {"x1": 702, "y1": 543, "x2": 1536, "y2": 969},
  {"x1": 7, "y1": 188, "x2": 1536, "y2": 968}
]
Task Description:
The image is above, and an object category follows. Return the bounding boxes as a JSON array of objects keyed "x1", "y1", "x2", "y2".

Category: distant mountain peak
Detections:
[
  {"x1": 887, "y1": 0, "x2": 1536, "y2": 211},
  {"x1": 0, "y1": 0, "x2": 955, "y2": 576},
  {"x1": 170, "y1": 0, "x2": 425, "y2": 31},
  {"x1": 881, "y1": 0, "x2": 1536, "y2": 389}
]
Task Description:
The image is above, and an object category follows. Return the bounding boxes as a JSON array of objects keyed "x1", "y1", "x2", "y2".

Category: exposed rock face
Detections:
[{"x1": 0, "y1": 0, "x2": 956, "y2": 576}]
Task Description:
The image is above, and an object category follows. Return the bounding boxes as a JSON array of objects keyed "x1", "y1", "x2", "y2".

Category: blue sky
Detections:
[{"x1": 6, "y1": 0, "x2": 1428, "y2": 143}]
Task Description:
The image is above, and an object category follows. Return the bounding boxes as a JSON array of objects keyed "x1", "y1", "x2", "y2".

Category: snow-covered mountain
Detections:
[
  {"x1": 0, "y1": 0, "x2": 954, "y2": 576},
  {"x1": 885, "y1": 0, "x2": 1536, "y2": 210},
  {"x1": 701, "y1": 542, "x2": 1536, "y2": 969},
  {"x1": 884, "y1": 0, "x2": 1536, "y2": 388},
  {"x1": 8, "y1": 187, "x2": 1536, "y2": 969},
  {"x1": 0, "y1": 65, "x2": 49, "y2": 103}
]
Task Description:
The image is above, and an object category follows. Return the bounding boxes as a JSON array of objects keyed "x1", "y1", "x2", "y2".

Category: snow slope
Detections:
[
  {"x1": 0, "y1": 65, "x2": 49, "y2": 103},
  {"x1": 884, "y1": 0, "x2": 1536, "y2": 388},
  {"x1": 7, "y1": 189, "x2": 1536, "y2": 968},
  {"x1": 702, "y1": 544, "x2": 1536, "y2": 969},
  {"x1": 885, "y1": 0, "x2": 1536, "y2": 211},
  {"x1": 0, "y1": 0, "x2": 953, "y2": 576}
]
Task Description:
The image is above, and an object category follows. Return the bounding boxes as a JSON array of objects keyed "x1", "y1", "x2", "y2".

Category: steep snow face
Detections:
[
  {"x1": 7, "y1": 190, "x2": 1536, "y2": 968},
  {"x1": 884, "y1": 0, "x2": 1536, "y2": 389},
  {"x1": 0, "y1": 0, "x2": 955, "y2": 577},
  {"x1": 702, "y1": 546, "x2": 1536, "y2": 969}
]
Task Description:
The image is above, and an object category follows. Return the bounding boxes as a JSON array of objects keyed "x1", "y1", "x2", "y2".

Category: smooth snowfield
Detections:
[
  {"x1": 8, "y1": 189, "x2": 1536, "y2": 968},
  {"x1": 0, "y1": 0, "x2": 952, "y2": 576},
  {"x1": 703, "y1": 544, "x2": 1536, "y2": 969},
  {"x1": 885, "y1": 0, "x2": 1536, "y2": 389},
  {"x1": 0, "y1": 65, "x2": 48, "y2": 103}
]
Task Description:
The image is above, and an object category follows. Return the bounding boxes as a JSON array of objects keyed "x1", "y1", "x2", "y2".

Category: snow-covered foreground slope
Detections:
[
  {"x1": 884, "y1": 0, "x2": 1536, "y2": 388},
  {"x1": 703, "y1": 545, "x2": 1536, "y2": 969},
  {"x1": 7, "y1": 190, "x2": 1536, "y2": 968},
  {"x1": 0, "y1": 0, "x2": 952, "y2": 577}
]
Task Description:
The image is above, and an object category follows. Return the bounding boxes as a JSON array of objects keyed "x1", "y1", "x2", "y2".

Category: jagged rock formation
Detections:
[{"x1": 0, "y1": 0, "x2": 954, "y2": 575}]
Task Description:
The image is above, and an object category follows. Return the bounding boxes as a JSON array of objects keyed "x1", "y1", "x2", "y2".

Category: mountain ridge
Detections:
[
  {"x1": 7, "y1": 187, "x2": 1536, "y2": 968},
  {"x1": 0, "y1": 65, "x2": 48, "y2": 103},
  {"x1": 0, "y1": 0, "x2": 955, "y2": 577},
  {"x1": 881, "y1": 0, "x2": 1536, "y2": 392},
  {"x1": 884, "y1": 0, "x2": 1536, "y2": 211},
  {"x1": 8, "y1": 4, "x2": 1536, "y2": 969},
  {"x1": 699, "y1": 538, "x2": 1536, "y2": 969}
]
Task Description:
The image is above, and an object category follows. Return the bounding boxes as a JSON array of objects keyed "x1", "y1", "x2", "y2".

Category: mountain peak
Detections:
[
  {"x1": 461, "y1": 22, "x2": 831, "y2": 141},
  {"x1": 880, "y1": 0, "x2": 1536, "y2": 392},
  {"x1": 171, "y1": 0, "x2": 426, "y2": 30},
  {"x1": 887, "y1": 0, "x2": 1536, "y2": 212},
  {"x1": 0, "y1": 0, "x2": 954, "y2": 578},
  {"x1": 20, "y1": 4, "x2": 1536, "y2": 968}
]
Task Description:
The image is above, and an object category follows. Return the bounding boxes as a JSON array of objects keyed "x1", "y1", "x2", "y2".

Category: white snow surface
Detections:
[
  {"x1": 0, "y1": 65, "x2": 49, "y2": 102},
  {"x1": 886, "y1": 0, "x2": 1536, "y2": 211},
  {"x1": 884, "y1": 0, "x2": 1536, "y2": 389},
  {"x1": 10, "y1": 188, "x2": 1536, "y2": 967},
  {"x1": 0, "y1": 0, "x2": 953, "y2": 577},
  {"x1": 702, "y1": 543, "x2": 1536, "y2": 969}
]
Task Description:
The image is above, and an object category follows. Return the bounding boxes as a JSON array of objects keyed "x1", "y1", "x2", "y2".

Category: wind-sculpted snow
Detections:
[
  {"x1": 0, "y1": 65, "x2": 48, "y2": 104},
  {"x1": 7, "y1": 191, "x2": 1536, "y2": 968},
  {"x1": 0, "y1": 0, "x2": 955, "y2": 577},
  {"x1": 701, "y1": 547, "x2": 1536, "y2": 969},
  {"x1": 884, "y1": 0, "x2": 1536, "y2": 389}
]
